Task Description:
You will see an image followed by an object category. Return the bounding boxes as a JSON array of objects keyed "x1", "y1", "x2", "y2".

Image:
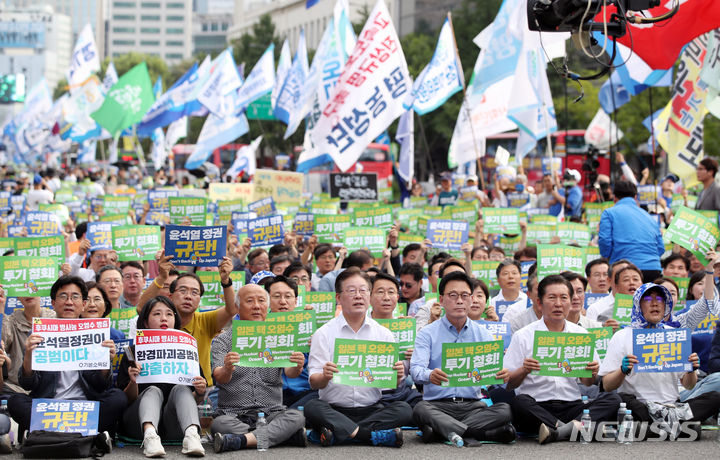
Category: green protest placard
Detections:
[
  {"x1": 197, "y1": 271, "x2": 244, "y2": 311},
  {"x1": 0, "y1": 256, "x2": 58, "y2": 297},
  {"x1": 587, "y1": 327, "x2": 612, "y2": 361},
  {"x1": 296, "y1": 285, "x2": 306, "y2": 310},
  {"x1": 613, "y1": 293, "x2": 633, "y2": 326},
  {"x1": 586, "y1": 246, "x2": 601, "y2": 263},
  {"x1": 343, "y1": 227, "x2": 385, "y2": 257},
  {"x1": 526, "y1": 224, "x2": 555, "y2": 246},
  {"x1": 497, "y1": 235, "x2": 522, "y2": 253},
  {"x1": 397, "y1": 233, "x2": 423, "y2": 249},
  {"x1": 109, "y1": 306, "x2": 137, "y2": 337},
  {"x1": 304, "y1": 292, "x2": 336, "y2": 326},
  {"x1": 441, "y1": 341, "x2": 504, "y2": 386},
  {"x1": 409, "y1": 196, "x2": 427, "y2": 208},
  {"x1": 585, "y1": 201, "x2": 613, "y2": 220},
  {"x1": 482, "y1": 207, "x2": 520, "y2": 234},
  {"x1": 450, "y1": 204, "x2": 477, "y2": 223},
  {"x1": 102, "y1": 196, "x2": 132, "y2": 215},
  {"x1": 557, "y1": 222, "x2": 591, "y2": 247},
  {"x1": 530, "y1": 214, "x2": 558, "y2": 225},
  {"x1": 664, "y1": 206, "x2": 720, "y2": 265},
  {"x1": 471, "y1": 261, "x2": 499, "y2": 289},
  {"x1": 111, "y1": 225, "x2": 162, "y2": 261},
  {"x1": 423, "y1": 206, "x2": 443, "y2": 217},
  {"x1": 375, "y1": 318, "x2": 415, "y2": 359},
  {"x1": 671, "y1": 194, "x2": 696, "y2": 211},
  {"x1": 0, "y1": 237, "x2": 14, "y2": 254},
  {"x1": 54, "y1": 187, "x2": 74, "y2": 204},
  {"x1": 217, "y1": 199, "x2": 245, "y2": 219},
  {"x1": 38, "y1": 203, "x2": 70, "y2": 225},
  {"x1": 333, "y1": 338, "x2": 398, "y2": 388},
  {"x1": 315, "y1": 215, "x2": 351, "y2": 243},
  {"x1": 536, "y1": 244, "x2": 586, "y2": 280},
  {"x1": 395, "y1": 208, "x2": 423, "y2": 226},
  {"x1": 97, "y1": 213, "x2": 132, "y2": 225},
  {"x1": 532, "y1": 331, "x2": 594, "y2": 378},
  {"x1": 669, "y1": 276, "x2": 690, "y2": 303},
  {"x1": 231, "y1": 320, "x2": 300, "y2": 367},
  {"x1": 169, "y1": 197, "x2": 208, "y2": 226},
  {"x1": 266, "y1": 310, "x2": 316, "y2": 352},
  {"x1": 311, "y1": 202, "x2": 339, "y2": 215},
  {"x1": 13, "y1": 236, "x2": 65, "y2": 262},
  {"x1": 352, "y1": 206, "x2": 393, "y2": 231}
]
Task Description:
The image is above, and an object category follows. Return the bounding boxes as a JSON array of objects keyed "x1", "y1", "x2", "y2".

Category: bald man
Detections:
[{"x1": 210, "y1": 284, "x2": 307, "y2": 452}]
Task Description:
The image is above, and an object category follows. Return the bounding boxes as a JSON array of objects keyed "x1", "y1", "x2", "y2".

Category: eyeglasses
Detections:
[
  {"x1": 123, "y1": 273, "x2": 143, "y2": 281},
  {"x1": 445, "y1": 292, "x2": 471, "y2": 302},
  {"x1": 271, "y1": 293, "x2": 295, "y2": 301},
  {"x1": 56, "y1": 293, "x2": 83, "y2": 302},
  {"x1": 374, "y1": 289, "x2": 398, "y2": 297},
  {"x1": 290, "y1": 276, "x2": 310, "y2": 283},
  {"x1": 399, "y1": 282, "x2": 415, "y2": 288},
  {"x1": 101, "y1": 278, "x2": 122, "y2": 285},
  {"x1": 176, "y1": 287, "x2": 201, "y2": 297},
  {"x1": 318, "y1": 254, "x2": 336, "y2": 260},
  {"x1": 642, "y1": 295, "x2": 664, "y2": 303},
  {"x1": 86, "y1": 296, "x2": 104, "y2": 305},
  {"x1": 590, "y1": 272, "x2": 608, "y2": 279},
  {"x1": 343, "y1": 287, "x2": 370, "y2": 296}
]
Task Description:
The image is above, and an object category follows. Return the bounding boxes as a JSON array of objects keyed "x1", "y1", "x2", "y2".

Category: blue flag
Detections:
[
  {"x1": 185, "y1": 113, "x2": 249, "y2": 170},
  {"x1": 274, "y1": 30, "x2": 308, "y2": 126},
  {"x1": 137, "y1": 63, "x2": 202, "y2": 136}
]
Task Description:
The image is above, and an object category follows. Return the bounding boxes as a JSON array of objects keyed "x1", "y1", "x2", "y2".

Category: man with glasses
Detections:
[
  {"x1": 585, "y1": 258, "x2": 610, "y2": 294},
  {"x1": 246, "y1": 249, "x2": 270, "y2": 277},
  {"x1": 8, "y1": 276, "x2": 126, "y2": 439},
  {"x1": 305, "y1": 268, "x2": 413, "y2": 447},
  {"x1": 505, "y1": 275, "x2": 620, "y2": 444},
  {"x1": 411, "y1": 271, "x2": 515, "y2": 445},
  {"x1": 265, "y1": 276, "x2": 297, "y2": 312},
  {"x1": 283, "y1": 262, "x2": 312, "y2": 293},
  {"x1": 69, "y1": 243, "x2": 115, "y2": 282},
  {"x1": 119, "y1": 261, "x2": 145, "y2": 308},
  {"x1": 399, "y1": 263, "x2": 424, "y2": 316}
]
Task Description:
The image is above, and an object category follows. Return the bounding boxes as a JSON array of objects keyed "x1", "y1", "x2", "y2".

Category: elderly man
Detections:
[
  {"x1": 505, "y1": 275, "x2": 620, "y2": 444},
  {"x1": 211, "y1": 284, "x2": 306, "y2": 452},
  {"x1": 69, "y1": 239, "x2": 115, "y2": 282},
  {"x1": 305, "y1": 268, "x2": 414, "y2": 447},
  {"x1": 411, "y1": 271, "x2": 515, "y2": 445}
]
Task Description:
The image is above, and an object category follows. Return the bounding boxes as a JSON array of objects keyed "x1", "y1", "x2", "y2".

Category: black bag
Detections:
[{"x1": 20, "y1": 430, "x2": 110, "y2": 458}]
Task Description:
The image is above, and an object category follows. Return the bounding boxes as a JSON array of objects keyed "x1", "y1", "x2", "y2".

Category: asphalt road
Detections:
[{"x1": 6, "y1": 429, "x2": 719, "y2": 459}]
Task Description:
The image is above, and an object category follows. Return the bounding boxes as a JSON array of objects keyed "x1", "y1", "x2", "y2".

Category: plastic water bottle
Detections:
[
  {"x1": 582, "y1": 395, "x2": 588, "y2": 405},
  {"x1": 448, "y1": 431, "x2": 464, "y2": 448},
  {"x1": 618, "y1": 410, "x2": 633, "y2": 445},
  {"x1": 614, "y1": 402, "x2": 627, "y2": 440},
  {"x1": 256, "y1": 413, "x2": 269, "y2": 451},
  {"x1": 580, "y1": 409, "x2": 592, "y2": 444},
  {"x1": 0, "y1": 400, "x2": 6, "y2": 414}
]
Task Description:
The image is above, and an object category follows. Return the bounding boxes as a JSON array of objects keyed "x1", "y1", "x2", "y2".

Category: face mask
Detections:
[{"x1": 515, "y1": 184, "x2": 525, "y2": 192}]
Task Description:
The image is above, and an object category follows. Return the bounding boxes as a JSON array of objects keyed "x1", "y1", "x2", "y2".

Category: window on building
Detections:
[
  {"x1": 113, "y1": 1, "x2": 136, "y2": 7},
  {"x1": 166, "y1": 15, "x2": 184, "y2": 21},
  {"x1": 113, "y1": 39, "x2": 135, "y2": 46},
  {"x1": 221, "y1": 23, "x2": 228, "y2": 31},
  {"x1": 112, "y1": 14, "x2": 135, "y2": 21},
  {"x1": 202, "y1": 23, "x2": 209, "y2": 32},
  {"x1": 141, "y1": 15, "x2": 161, "y2": 21},
  {"x1": 165, "y1": 53, "x2": 183, "y2": 59},
  {"x1": 166, "y1": 28, "x2": 183, "y2": 34},
  {"x1": 166, "y1": 40, "x2": 183, "y2": 47},
  {"x1": 140, "y1": 2, "x2": 160, "y2": 7},
  {"x1": 112, "y1": 27, "x2": 136, "y2": 33},
  {"x1": 210, "y1": 22, "x2": 218, "y2": 31},
  {"x1": 141, "y1": 27, "x2": 160, "y2": 33},
  {"x1": 140, "y1": 40, "x2": 160, "y2": 46},
  {"x1": 166, "y1": 2, "x2": 185, "y2": 7}
]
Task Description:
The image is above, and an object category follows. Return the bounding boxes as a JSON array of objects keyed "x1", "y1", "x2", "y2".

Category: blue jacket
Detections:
[
  {"x1": 549, "y1": 186, "x2": 583, "y2": 218},
  {"x1": 708, "y1": 322, "x2": 720, "y2": 374},
  {"x1": 598, "y1": 197, "x2": 664, "y2": 270}
]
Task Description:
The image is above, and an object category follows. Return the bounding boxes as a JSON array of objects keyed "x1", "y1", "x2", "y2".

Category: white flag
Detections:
[
  {"x1": 310, "y1": 0, "x2": 411, "y2": 172},
  {"x1": 272, "y1": 40, "x2": 292, "y2": 110},
  {"x1": 585, "y1": 108, "x2": 623, "y2": 149},
  {"x1": 151, "y1": 128, "x2": 166, "y2": 170},
  {"x1": 396, "y1": 109, "x2": 414, "y2": 183},
  {"x1": 68, "y1": 24, "x2": 101, "y2": 91},
  {"x1": 236, "y1": 43, "x2": 276, "y2": 112},
  {"x1": 108, "y1": 137, "x2": 119, "y2": 164},
  {"x1": 274, "y1": 31, "x2": 308, "y2": 126},
  {"x1": 102, "y1": 62, "x2": 119, "y2": 94},
  {"x1": 226, "y1": 135, "x2": 262, "y2": 178},
  {"x1": 197, "y1": 48, "x2": 243, "y2": 117},
  {"x1": 165, "y1": 116, "x2": 187, "y2": 151}
]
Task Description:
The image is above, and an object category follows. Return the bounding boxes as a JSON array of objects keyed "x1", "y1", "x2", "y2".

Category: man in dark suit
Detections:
[{"x1": 695, "y1": 158, "x2": 720, "y2": 211}]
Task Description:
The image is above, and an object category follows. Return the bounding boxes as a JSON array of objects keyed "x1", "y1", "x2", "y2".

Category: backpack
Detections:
[{"x1": 20, "y1": 430, "x2": 111, "y2": 458}]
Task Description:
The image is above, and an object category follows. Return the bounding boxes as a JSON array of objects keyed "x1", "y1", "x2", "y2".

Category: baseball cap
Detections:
[
  {"x1": 662, "y1": 174, "x2": 680, "y2": 183},
  {"x1": 33, "y1": 174, "x2": 42, "y2": 185},
  {"x1": 466, "y1": 174, "x2": 478, "y2": 184},
  {"x1": 440, "y1": 172, "x2": 452, "y2": 182}
]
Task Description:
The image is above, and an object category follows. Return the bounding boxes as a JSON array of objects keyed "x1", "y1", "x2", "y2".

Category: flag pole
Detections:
[{"x1": 448, "y1": 12, "x2": 485, "y2": 190}]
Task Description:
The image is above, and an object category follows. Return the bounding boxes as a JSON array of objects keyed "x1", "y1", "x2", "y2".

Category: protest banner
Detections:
[
  {"x1": 145, "y1": 209, "x2": 170, "y2": 226},
  {"x1": 0, "y1": 237, "x2": 14, "y2": 254},
  {"x1": 253, "y1": 169, "x2": 304, "y2": 203},
  {"x1": 311, "y1": 202, "x2": 339, "y2": 215},
  {"x1": 24, "y1": 211, "x2": 62, "y2": 236},
  {"x1": 494, "y1": 300, "x2": 517, "y2": 321},
  {"x1": 525, "y1": 224, "x2": 555, "y2": 246},
  {"x1": 671, "y1": 194, "x2": 697, "y2": 211},
  {"x1": 293, "y1": 212, "x2": 314, "y2": 236},
  {"x1": 441, "y1": 341, "x2": 504, "y2": 386},
  {"x1": 343, "y1": 227, "x2": 385, "y2": 257},
  {"x1": 482, "y1": 207, "x2": 520, "y2": 234},
  {"x1": 330, "y1": 173, "x2": 379, "y2": 202},
  {"x1": 135, "y1": 329, "x2": 201, "y2": 385},
  {"x1": 0, "y1": 256, "x2": 57, "y2": 297},
  {"x1": 165, "y1": 225, "x2": 227, "y2": 267},
  {"x1": 352, "y1": 206, "x2": 393, "y2": 231},
  {"x1": 109, "y1": 307, "x2": 136, "y2": 338},
  {"x1": 86, "y1": 222, "x2": 114, "y2": 251},
  {"x1": 694, "y1": 312, "x2": 719, "y2": 335},
  {"x1": 197, "y1": 271, "x2": 244, "y2": 311},
  {"x1": 587, "y1": 327, "x2": 612, "y2": 360},
  {"x1": 636, "y1": 185, "x2": 661, "y2": 206},
  {"x1": 586, "y1": 246, "x2": 601, "y2": 263},
  {"x1": 426, "y1": 219, "x2": 469, "y2": 251},
  {"x1": 30, "y1": 399, "x2": 99, "y2": 436},
  {"x1": 111, "y1": 225, "x2": 162, "y2": 261},
  {"x1": 217, "y1": 198, "x2": 246, "y2": 218},
  {"x1": 507, "y1": 191, "x2": 531, "y2": 208},
  {"x1": 13, "y1": 236, "x2": 65, "y2": 262},
  {"x1": 148, "y1": 189, "x2": 179, "y2": 210},
  {"x1": 248, "y1": 197, "x2": 277, "y2": 217},
  {"x1": 669, "y1": 276, "x2": 690, "y2": 302},
  {"x1": 532, "y1": 331, "x2": 594, "y2": 378},
  {"x1": 459, "y1": 185, "x2": 479, "y2": 201},
  {"x1": 248, "y1": 215, "x2": 284, "y2": 247},
  {"x1": 633, "y1": 328, "x2": 693, "y2": 372},
  {"x1": 536, "y1": 244, "x2": 586, "y2": 280},
  {"x1": 231, "y1": 320, "x2": 300, "y2": 367},
  {"x1": 39, "y1": 203, "x2": 70, "y2": 225},
  {"x1": 397, "y1": 233, "x2": 423, "y2": 249},
  {"x1": 333, "y1": 339, "x2": 398, "y2": 389},
  {"x1": 112, "y1": 338, "x2": 133, "y2": 381},
  {"x1": 375, "y1": 318, "x2": 415, "y2": 359},
  {"x1": 265, "y1": 310, "x2": 316, "y2": 352},
  {"x1": 32, "y1": 318, "x2": 110, "y2": 371},
  {"x1": 449, "y1": 204, "x2": 477, "y2": 224},
  {"x1": 208, "y1": 183, "x2": 255, "y2": 203},
  {"x1": 304, "y1": 292, "x2": 336, "y2": 326},
  {"x1": 102, "y1": 195, "x2": 132, "y2": 215},
  {"x1": 557, "y1": 222, "x2": 591, "y2": 247},
  {"x1": 476, "y1": 321, "x2": 512, "y2": 350},
  {"x1": 169, "y1": 197, "x2": 208, "y2": 226},
  {"x1": 613, "y1": 293, "x2": 633, "y2": 326},
  {"x1": 665, "y1": 207, "x2": 720, "y2": 265},
  {"x1": 471, "y1": 261, "x2": 500, "y2": 289}
]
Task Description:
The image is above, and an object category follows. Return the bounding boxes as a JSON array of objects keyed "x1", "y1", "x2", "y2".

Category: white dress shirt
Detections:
[
  {"x1": 308, "y1": 312, "x2": 395, "y2": 408},
  {"x1": 505, "y1": 319, "x2": 597, "y2": 402},
  {"x1": 490, "y1": 290, "x2": 529, "y2": 324},
  {"x1": 586, "y1": 294, "x2": 614, "y2": 322}
]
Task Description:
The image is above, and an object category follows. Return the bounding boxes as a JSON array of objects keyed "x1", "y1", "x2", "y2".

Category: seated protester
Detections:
[
  {"x1": 586, "y1": 261, "x2": 641, "y2": 325},
  {"x1": 270, "y1": 255, "x2": 293, "y2": 277},
  {"x1": 308, "y1": 243, "x2": 339, "y2": 291},
  {"x1": 265, "y1": 277, "x2": 318, "y2": 409},
  {"x1": 513, "y1": 247, "x2": 537, "y2": 263},
  {"x1": 679, "y1": 320, "x2": 720, "y2": 402},
  {"x1": 414, "y1": 259, "x2": 466, "y2": 331},
  {"x1": 661, "y1": 253, "x2": 690, "y2": 279},
  {"x1": 246, "y1": 248, "x2": 270, "y2": 278},
  {"x1": 560, "y1": 272, "x2": 601, "y2": 329},
  {"x1": 211, "y1": 284, "x2": 306, "y2": 452},
  {"x1": 9, "y1": 276, "x2": 127, "y2": 437},
  {"x1": 585, "y1": 258, "x2": 610, "y2": 294},
  {"x1": 599, "y1": 283, "x2": 720, "y2": 438},
  {"x1": 1, "y1": 296, "x2": 55, "y2": 396},
  {"x1": 509, "y1": 273, "x2": 542, "y2": 333},
  {"x1": 97, "y1": 265, "x2": 126, "y2": 315},
  {"x1": 426, "y1": 253, "x2": 451, "y2": 294},
  {"x1": 283, "y1": 262, "x2": 312, "y2": 294},
  {"x1": 411, "y1": 272, "x2": 515, "y2": 445},
  {"x1": 399, "y1": 263, "x2": 425, "y2": 317},
  {"x1": 401, "y1": 243, "x2": 427, "y2": 268},
  {"x1": 505, "y1": 275, "x2": 621, "y2": 444},
  {"x1": 117, "y1": 297, "x2": 206, "y2": 458},
  {"x1": 82, "y1": 281, "x2": 125, "y2": 340},
  {"x1": 68, "y1": 242, "x2": 114, "y2": 282},
  {"x1": 120, "y1": 261, "x2": 146, "y2": 308},
  {"x1": 369, "y1": 273, "x2": 422, "y2": 408},
  {"x1": 468, "y1": 278, "x2": 498, "y2": 322},
  {"x1": 318, "y1": 250, "x2": 374, "y2": 293},
  {"x1": 671, "y1": 258, "x2": 720, "y2": 330},
  {"x1": 488, "y1": 247, "x2": 505, "y2": 262},
  {"x1": 135, "y1": 254, "x2": 237, "y2": 386},
  {"x1": 305, "y1": 268, "x2": 414, "y2": 447},
  {"x1": 489, "y1": 259, "x2": 528, "y2": 324}
]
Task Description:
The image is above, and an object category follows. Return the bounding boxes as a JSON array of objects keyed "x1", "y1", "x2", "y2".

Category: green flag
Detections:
[{"x1": 91, "y1": 62, "x2": 155, "y2": 136}]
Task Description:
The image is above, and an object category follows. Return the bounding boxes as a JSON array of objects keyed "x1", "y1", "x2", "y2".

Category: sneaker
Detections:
[
  {"x1": 370, "y1": 428, "x2": 403, "y2": 448},
  {"x1": 95, "y1": 431, "x2": 113, "y2": 455},
  {"x1": 537, "y1": 424, "x2": 558, "y2": 445},
  {"x1": 0, "y1": 433, "x2": 11, "y2": 454},
  {"x1": 142, "y1": 432, "x2": 166, "y2": 458},
  {"x1": 319, "y1": 427, "x2": 334, "y2": 447},
  {"x1": 213, "y1": 433, "x2": 246, "y2": 453},
  {"x1": 182, "y1": 430, "x2": 205, "y2": 457},
  {"x1": 287, "y1": 428, "x2": 307, "y2": 447},
  {"x1": 420, "y1": 425, "x2": 434, "y2": 444}
]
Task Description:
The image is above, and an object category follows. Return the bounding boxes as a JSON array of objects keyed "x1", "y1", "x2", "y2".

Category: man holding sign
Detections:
[
  {"x1": 411, "y1": 271, "x2": 515, "y2": 446},
  {"x1": 8, "y1": 276, "x2": 127, "y2": 437},
  {"x1": 600, "y1": 283, "x2": 720, "y2": 439},
  {"x1": 505, "y1": 275, "x2": 620, "y2": 444}
]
